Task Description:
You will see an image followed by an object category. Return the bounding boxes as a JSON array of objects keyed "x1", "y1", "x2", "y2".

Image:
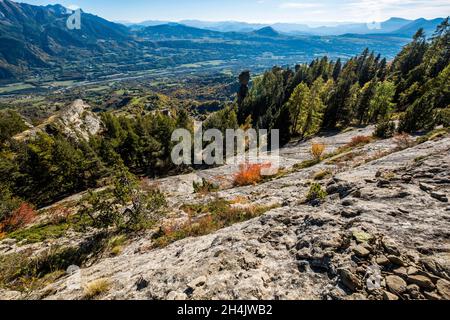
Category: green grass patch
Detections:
[
  {"x1": 306, "y1": 183, "x2": 328, "y2": 203},
  {"x1": 293, "y1": 158, "x2": 321, "y2": 170},
  {"x1": 7, "y1": 214, "x2": 93, "y2": 245}
]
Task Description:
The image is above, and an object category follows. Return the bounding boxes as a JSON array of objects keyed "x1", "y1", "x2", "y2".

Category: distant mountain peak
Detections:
[{"x1": 254, "y1": 26, "x2": 279, "y2": 37}]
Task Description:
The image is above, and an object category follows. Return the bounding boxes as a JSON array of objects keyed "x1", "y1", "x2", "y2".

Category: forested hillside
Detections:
[
  {"x1": 237, "y1": 20, "x2": 450, "y2": 144},
  {"x1": 0, "y1": 20, "x2": 449, "y2": 230}
]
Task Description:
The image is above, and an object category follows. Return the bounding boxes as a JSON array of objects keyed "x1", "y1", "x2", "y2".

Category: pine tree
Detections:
[
  {"x1": 368, "y1": 81, "x2": 396, "y2": 123},
  {"x1": 356, "y1": 79, "x2": 378, "y2": 124},
  {"x1": 332, "y1": 58, "x2": 342, "y2": 81},
  {"x1": 287, "y1": 83, "x2": 311, "y2": 136}
]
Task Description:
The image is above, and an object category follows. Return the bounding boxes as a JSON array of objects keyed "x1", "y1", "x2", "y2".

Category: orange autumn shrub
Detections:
[
  {"x1": 1, "y1": 202, "x2": 37, "y2": 233},
  {"x1": 233, "y1": 163, "x2": 272, "y2": 186},
  {"x1": 311, "y1": 143, "x2": 326, "y2": 160}
]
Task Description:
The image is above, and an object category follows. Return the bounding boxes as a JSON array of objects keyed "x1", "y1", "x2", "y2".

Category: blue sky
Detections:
[{"x1": 18, "y1": 0, "x2": 450, "y2": 24}]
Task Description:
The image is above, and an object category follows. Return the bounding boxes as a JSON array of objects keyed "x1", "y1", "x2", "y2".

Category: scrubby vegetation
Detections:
[
  {"x1": 306, "y1": 183, "x2": 328, "y2": 204},
  {"x1": 193, "y1": 178, "x2": 219, "y2": 194},
  {"x1": 0, "y1": 233, "x2": 109, "y2": 291},
  {"x1": 311, "y1": 143, "x2": 326, "y2": 161},
  {"x1": 155, "y1": 199, "x2": 279, "y2": 248},
  {"x1": 79, "y1": 166, "x2": 167, "y2": 232}
]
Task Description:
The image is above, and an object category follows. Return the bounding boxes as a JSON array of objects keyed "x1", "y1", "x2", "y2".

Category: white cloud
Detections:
[{"x1": 280, "y1": 2, "x2": 324, "y2": 10}]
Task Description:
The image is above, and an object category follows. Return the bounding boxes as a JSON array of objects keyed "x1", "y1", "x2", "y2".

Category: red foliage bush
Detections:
[
  {"x1": 0, "y1": 203, "x2": 37, "y2": 233},
  {"x1": 233, "y1": 163, "x2": 271, "y2": 187}
]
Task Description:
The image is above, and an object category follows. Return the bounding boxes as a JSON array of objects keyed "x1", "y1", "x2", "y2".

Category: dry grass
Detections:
[
  {"x1": 193, "y1": 178, "x2": 219, "y2": 194},
  {"x1": 47, "y1": 205, "x2": 72, "y2": 225},
  {"x1": 83, "y1": 278, "x2": 110, "y2": 300},
  {"x1": 311, "y1": 143, "x2": 326, "y2": 160},
  {"x1": 394, "y1": 133, "x2": 414, "y2": 150},
  {"x1": 233, "y1": 163, "x2": 271, "y2": 187},
  {"x1": 346, "y1": 136, "x2": 373, "y2": 148},
  {"x1": 313, "y1": 170, "x2": 332, "y2": 181},
  {"x1": 107, "y1": 235, "x2": 127, "y2": 257},
  {"x1": 326, "y1": 151, "x2": 363, "y2": 165},
  {"x1": 155, "y1": 199, "x2": 278, "y2": 248},
  {"x1": 229, "y1": 196, "x2": 249, "y2": 205}
]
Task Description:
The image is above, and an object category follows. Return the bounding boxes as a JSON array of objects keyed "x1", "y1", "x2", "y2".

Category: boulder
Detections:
[
  {"x1": 339, "y1": 269, "x2": 362, "y2": 292},
  {"x1": 383, "y1": 291, "x2": 399, "y2": 300},
  {"x1": 436, "y1": 279, "x2": 450, "y2": 300},
  {"x1": 407, "y1": 275, "x2": 436, "y2": 291},
  {"x1": 376, "y1": 256, "x2": 390, "y2": 266},
  {"x1": 353, "y1": 245, "x2": 371, "y2": 258},
  {"x1": 386, "y1": 275, "x2": 407, "y2": 294}
]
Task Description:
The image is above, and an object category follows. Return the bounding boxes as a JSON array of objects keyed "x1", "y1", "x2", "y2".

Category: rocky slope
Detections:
[
  {"x1": 13, "y1": 99, "x2": 102, "y2": 142},
  {"x1": 1, "y1": 127, "x2": 449, "y2": 300}
]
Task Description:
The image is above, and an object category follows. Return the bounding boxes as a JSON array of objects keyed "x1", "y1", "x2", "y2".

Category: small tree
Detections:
[{"x1": 80, "y1": 166, "x2": 166, "y2": 231}]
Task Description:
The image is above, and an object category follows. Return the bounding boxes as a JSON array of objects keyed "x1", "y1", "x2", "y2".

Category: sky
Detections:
[{"x1": 17, "y1": 0, "x2": 450, "y2": 24}]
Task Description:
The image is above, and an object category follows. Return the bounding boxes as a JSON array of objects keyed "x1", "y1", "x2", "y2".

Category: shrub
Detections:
[
  {"x1": 306, "y1": 183, "x2": 327, "y2": 203},
  {"x1": 0, "y1": 187, "x2": 22, "y2": 225},
  {"x1": 0, "y1": 203, "x2": 37, "y2": 233},
  {"x1": 80, "y1": 167, "x2": 167, "y2": 231},
  {"x1": 438, "y1": 108, "x2": 450, "y2": 127},
  {"x1": 347, "y1": 136, "x2": 373, "y2": 148},
  {"x1": 311, "y1": 143, "x2": 326, "y2": 160},
  {"x1": 193, "y1": 178, "x2": 219, "y2": 194},
  {"x1": 83, "y1": 278, "x2": 110, "y2": 300},
  {"x1": 393, "y1": 133, "x2": 414, "y2": 150},
  {"x1": 233, "y1": 163, "x2": 271, "y2": 187},
  {"x1": 374, "y1": 120, "x2": 396, "y2": 138}
]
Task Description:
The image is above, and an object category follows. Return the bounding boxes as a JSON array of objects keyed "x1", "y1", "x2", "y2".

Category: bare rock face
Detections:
[
  {"x1": 58, "y1": 99, "x2": 102, "y2": 141},
  {"x1": 4, "y1": 127, "x2": 449, "y2": 301},
  {"x1": 13, "y1": 99, "x2": 102, "y2": 142}
]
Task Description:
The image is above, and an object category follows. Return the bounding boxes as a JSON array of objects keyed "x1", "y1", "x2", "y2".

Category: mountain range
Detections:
[
  {"x1": 0, "y1": 0, "x2": 446, "y2": 85},
  {"x1": 127, "y1": 17, "x2": 445, "y2": 37}
]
